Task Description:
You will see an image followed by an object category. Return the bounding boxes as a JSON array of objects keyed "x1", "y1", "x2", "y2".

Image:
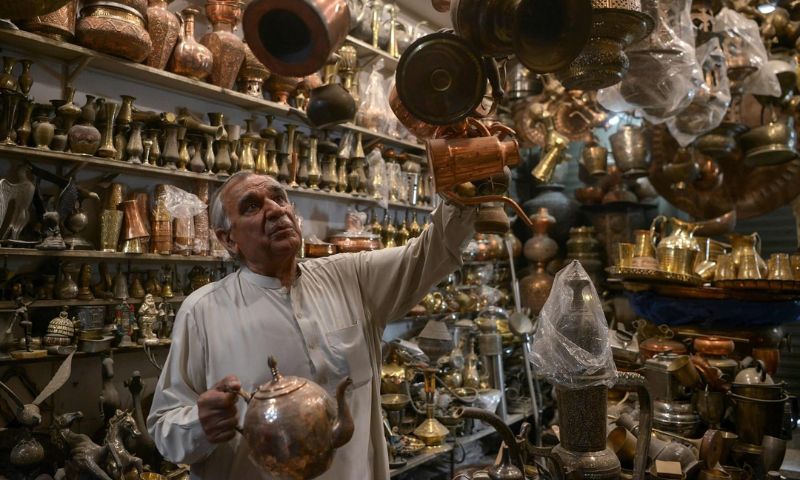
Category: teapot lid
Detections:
[{"x1": 253, "y1": 357, "x2": 307, "y2": 399}]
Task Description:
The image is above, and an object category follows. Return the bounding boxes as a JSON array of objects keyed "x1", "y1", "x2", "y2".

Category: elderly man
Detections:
[{"x1": 147, "y1": 171, "x2": 475, "y2": 479}]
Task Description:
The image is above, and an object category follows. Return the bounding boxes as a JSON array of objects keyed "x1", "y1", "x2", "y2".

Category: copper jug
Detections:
[
  {"x1": 243, "y1": 0, "x2": 350, "y2": 78},
  {"x1": 224, "y1": 357, "x2": 353, "y2": 480}
]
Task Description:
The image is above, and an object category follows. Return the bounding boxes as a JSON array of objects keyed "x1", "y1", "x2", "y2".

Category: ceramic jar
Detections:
[
  {"x1": 145, "y1": 0, "x2": 180, "y2": 70},
  {"x1": 76, "y1": 0, "x2": 153, "y2": 62},
  {"x1": 201, "y1": 0, "x2": 246, "y2": 89},
  {"x1": 169, "y1": 7, "x2": 213, "y2": 81}
]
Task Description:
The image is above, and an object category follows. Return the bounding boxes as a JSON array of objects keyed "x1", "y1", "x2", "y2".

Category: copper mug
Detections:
[{"x1": 243, "y1": 0, "x2": 350, "y2": 77}]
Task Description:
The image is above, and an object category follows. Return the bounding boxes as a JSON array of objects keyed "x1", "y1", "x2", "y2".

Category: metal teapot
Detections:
[{"x1": 226, "y1": 357, "x2": 354, "y2": 480}]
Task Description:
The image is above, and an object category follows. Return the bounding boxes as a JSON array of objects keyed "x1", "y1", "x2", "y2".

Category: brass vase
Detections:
[
  {"x1": 76, "y1": 0, "x2": 153, "y2": 62},
  {"x1": 67, "y1": 94, "x2": 101, "y2": 155},
  {"x1": 169, "y1": 7, "x2": 213, "y2": 81},
  {"x1": 96, "y1": 101, "x2": 119, "y2": 158},
  {"x1": 519, "y1": 208, "x2": 557, "y2": 314},
  {"x1": 145, "y1": 0, "x2": 180, "y2": 70},
  {"x1": 19, "y1": 0, "x2": 77, "y2": 42},
  {"x1": 201, "y1": 0, "x2": 246, "y2": 89}
]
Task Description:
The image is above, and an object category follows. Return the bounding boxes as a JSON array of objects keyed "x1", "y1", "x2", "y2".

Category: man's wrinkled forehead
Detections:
[{"x1": 222, "y1": 174, "x2": 285, "y2": 203}]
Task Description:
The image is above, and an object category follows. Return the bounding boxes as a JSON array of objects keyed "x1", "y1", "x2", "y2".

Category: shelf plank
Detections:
[
  {"x1": 0, "y1": 295, "x2": 188, "y2": 310},
  {"x1": 345, "y1": 35, "x2": 399, "y2": 70},
  {"x1": 0, "y1": 144, "x2": 434, "y2": 212},
  {"x1": 0, "y1": 342, "x2": 170, "y2": 366},
  {"x1": 0, "y1": 247, "x2": 230, "y2": 263},
  {"x1": 0, "y1": 28, "x2": 424, "y2": 153}
]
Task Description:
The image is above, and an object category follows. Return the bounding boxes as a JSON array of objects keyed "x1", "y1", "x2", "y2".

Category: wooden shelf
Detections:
[
  {"x1": 0, "y1": 342, "x2": 170, "y2": 366},
  {"x1": 345, "y1": 35, "x2": 399, "y2": 71},
  {"x1": 0, "y1": 295, "x2": 187, "y2": 310},
  {"x1": 389, "y1": 413, "x2": 526, "y2": 477},
  {"x1": 0, "y1": 28, "x2": 424, "y2": 153},
  {"x1": 0, "y1": 247, "x2": 230, "y2": 263}
]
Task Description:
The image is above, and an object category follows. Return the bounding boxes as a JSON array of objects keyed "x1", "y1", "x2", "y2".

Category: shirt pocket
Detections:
[{"x1": 325, "y1": 324, "x2": 373, "y2": 389}]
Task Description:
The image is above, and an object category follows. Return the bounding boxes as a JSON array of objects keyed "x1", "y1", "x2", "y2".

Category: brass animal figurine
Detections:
[{"x1": 50, "y1": 411, "x2": 113, "y2": 480}]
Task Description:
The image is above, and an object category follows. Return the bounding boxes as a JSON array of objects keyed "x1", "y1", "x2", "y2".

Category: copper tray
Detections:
[
  {"x1": 713, "y1": 279, "x2": 800, "y2": 293},
  {"x1": 606, "y1": 266, "x2": 704, "y2": 286}
]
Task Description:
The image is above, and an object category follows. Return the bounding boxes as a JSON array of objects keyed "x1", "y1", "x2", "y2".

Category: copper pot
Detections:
[
  {"x1": 76, "y1": 0, "x2": 153, "y2": 62},
  {"x1": 693, "y1": 336, "x2": 735, "y2": 357},
  {"x1": 201, "y1": 0, "x2": 246, "y2": 89},
  {"x1": 18, "y1": 0, "x2": 77, "y2": 42},
  {"x1": 639, "y1": 335, "x2": 688, "y2": 360},
  {"x1": 2, "y1": 0, "x2": 73, "y2": 19},
  {"x1": 388, "y1": 86, "x2": 464, "y2": 140},
  {"x1": 224, "y1": 357, "x2": 354, "y2": 479},
  {"x1": 243, "y1": 0, "x2": 350, "y2": 78},
  {"x1": 328, "y1": 232, "x2": 382, "y2": 252}
]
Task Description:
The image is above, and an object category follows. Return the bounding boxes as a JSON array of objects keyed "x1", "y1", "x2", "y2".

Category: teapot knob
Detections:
[{"x1": 268, "y1": 356, "x2": 283, "y2": 382}]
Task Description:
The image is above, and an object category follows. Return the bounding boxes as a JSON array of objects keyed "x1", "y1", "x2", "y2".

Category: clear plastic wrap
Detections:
[
  {"x1": 357, "y1": 59, "x2": 390, "y2": 132},
  {"x1": 366, "y1": 148, "x2": 389, "y2": 208},
  {"x1": 529, "y1": 260, "x2": 617, "y2": 388},
  {"x1": 666, "y1": 37, "x2": 731, "y2": 146},
  {"x1": 714, "y1": 8, "x2": 780, "y2": 97},
  {"x1": 162, "y1": 185, "x2": 208, "y2": 256},
  {"x1": 598, "y1": 0, "x2": 701, "y2": 124}
]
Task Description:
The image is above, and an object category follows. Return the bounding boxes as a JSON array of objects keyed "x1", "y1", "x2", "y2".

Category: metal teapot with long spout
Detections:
[{"x1": 225, "y1": 357, "x2": 354, "y2": 480}]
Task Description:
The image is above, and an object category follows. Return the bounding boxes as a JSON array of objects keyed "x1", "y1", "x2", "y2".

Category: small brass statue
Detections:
[{"x1": 137, "y1": 294, "x2": 163, "y2": 345}]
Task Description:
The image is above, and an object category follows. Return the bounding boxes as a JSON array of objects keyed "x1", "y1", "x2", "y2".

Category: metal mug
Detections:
[
  {"x1": 715, "y1": 254, "x2": 737, "y2": 281},
  {"x1": 767, "y1": 253, "x2": 794, "y2": 280},
  {"x1": 761, "y1": 435, "x2": 787, "y2": 472},
  {"x1": 618, "y1": 243, "x2": 635, "y2": 268},
  {"x1": 658, "y1": 246, "x2": 698, "y2": 276}
]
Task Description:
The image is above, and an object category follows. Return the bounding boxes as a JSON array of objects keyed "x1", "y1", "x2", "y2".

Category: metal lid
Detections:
[
  {"x1": 396, "y1": 32, "x2": 486, "y2": 126},
  {"x1": 253, "y1": 357, "x2": 306, "y2": 399}
]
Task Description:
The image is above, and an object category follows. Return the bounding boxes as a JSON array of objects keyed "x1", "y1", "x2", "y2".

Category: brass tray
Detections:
[
  {"x1": 713, "y1": 279, "x2": 800, "y2": 293},
  {"x1": 649, "y1": 284, "x2": 798, "y2": 302},
  {"x1": 606, "y1": 266, "x2": 704, "y2": 286}
]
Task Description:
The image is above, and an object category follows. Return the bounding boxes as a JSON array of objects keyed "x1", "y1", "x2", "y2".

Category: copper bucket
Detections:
[{"x1": 243, "y1": 0, "x2": 350, "y2": 77}]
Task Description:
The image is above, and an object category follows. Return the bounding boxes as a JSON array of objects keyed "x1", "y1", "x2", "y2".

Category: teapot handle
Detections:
[
  {"x1": 754, "y1": 232, "x2": 762, "y2": 255},
  {"x1": 649, "y1": 215, "x2": 666, "y2": 251},
  {"x1": 220, "y1": 386, "x2": 252, "y2": 433}
]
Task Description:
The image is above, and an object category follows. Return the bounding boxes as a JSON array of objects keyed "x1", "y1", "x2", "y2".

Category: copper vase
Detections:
[
  {"x1": 76, "y1": 0, "x2": 153, "y2": 63},
  {"x1": 169, "y1": 7, "x2": 213, "y2": 81},
  {"x1": 18, "y1": 0, "x2": 77, "y2": 42},
  {"x1": 145, "y1": 0, "x2": 180, "y2": 70},
  {"x1": 201, "y1": 0, "x2": 246, "y2": 89}
]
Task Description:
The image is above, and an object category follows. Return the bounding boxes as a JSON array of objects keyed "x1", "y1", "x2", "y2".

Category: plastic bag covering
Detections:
[
  {"x1": 714, "y1": 8, "x2": 780, "y2": 97},
  {"x1": 666, "y1": 37, "x2": 731, "y2": 146},
  {"x1": 162, "y1": 185, "x2": 207, "y2": 219},
  {"x1": 598, "y1": 0, "x2": 701, "y2": 124},
  {"x1": 529, "y1": 260, "x2": 617, "y2": 388},
  {"x1": 358, "y1": 59, "x2": 390, "y2": 132},
  {"x1": 366, "y1": 148, "x2": 389, "y2": 209}
]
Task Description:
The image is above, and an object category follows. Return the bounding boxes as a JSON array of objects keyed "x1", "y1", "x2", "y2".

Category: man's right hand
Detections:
[{"x1": 198, "y1": 375, "x2": 242, "y2": 443}]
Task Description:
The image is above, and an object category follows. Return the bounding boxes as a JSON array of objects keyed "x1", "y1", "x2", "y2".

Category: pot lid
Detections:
[
  {"x1": 253, "y1": 357, "x2": 306, "y2": 399},
  {"x1": 733, "y1": 360, "x2": 774, "y2": 385},
  {"x1": 396, "y1": 32, "x2": 486, "y2": 126}
]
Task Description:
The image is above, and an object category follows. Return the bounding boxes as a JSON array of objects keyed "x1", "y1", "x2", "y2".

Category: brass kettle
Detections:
[
  {"x1": 650, "y1": 215, "x2": 701, "y2": 275},
  {"x1": 226, "y1": 357, "x2": 354, "y2": 480}
]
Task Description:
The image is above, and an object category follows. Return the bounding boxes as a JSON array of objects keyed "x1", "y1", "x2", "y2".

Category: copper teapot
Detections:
[{"x1": 226, "y1": 357, "x2": 353, "y2": 480}]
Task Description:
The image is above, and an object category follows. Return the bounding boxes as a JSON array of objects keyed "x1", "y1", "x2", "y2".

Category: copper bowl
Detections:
[
  {"x1": 693, "y1": 336, "x2": 735, "y2": 356},
  {"x1": 328, "y1": 232, "x2": 382, "y2": 253},
  {"x1": 305, "y1": 242, "x2": 337, "y2": 257}
]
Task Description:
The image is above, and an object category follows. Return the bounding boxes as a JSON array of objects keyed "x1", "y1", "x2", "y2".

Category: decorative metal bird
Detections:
[{"x1": 0, "y1": 164, "x2": 35, "y2": 242}]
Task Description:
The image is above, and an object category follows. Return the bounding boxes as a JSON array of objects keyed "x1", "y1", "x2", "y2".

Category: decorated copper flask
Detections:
[{"x1": 225, "y1": 357, "x2": 354, "y2": 480}]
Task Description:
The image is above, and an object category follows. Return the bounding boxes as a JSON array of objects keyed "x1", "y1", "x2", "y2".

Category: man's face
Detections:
[{"x1": 219, "y1": 175, "x2": 301, "y2": 267}]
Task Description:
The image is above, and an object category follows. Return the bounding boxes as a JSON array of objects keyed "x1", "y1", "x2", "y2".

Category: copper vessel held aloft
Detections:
[{"x1": 224, "y1": 357, "x2": 353, "y2": 480}]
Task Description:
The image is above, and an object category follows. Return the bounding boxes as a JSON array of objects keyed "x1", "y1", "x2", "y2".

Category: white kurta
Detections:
[{"x1": 147, "y1": 203, "x2": 474, "y2": 479}]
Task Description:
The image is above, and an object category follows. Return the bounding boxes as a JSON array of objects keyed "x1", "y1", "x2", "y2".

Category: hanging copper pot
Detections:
[
  {"x1": 395, "y1": 32, "x2": 491, "y2": 126},
  {"x1": 556, "y1": 0, "x2": 654, "y2": 91},
  {"x1": 388, "y1": 86, "x2": 467, "y2": 140},
  {"x1": 513, "y1": 0, "x2": 592, "y2": 73},
  {"x1": 243, "y1": 0, "x2": 350, "y2": 78}
]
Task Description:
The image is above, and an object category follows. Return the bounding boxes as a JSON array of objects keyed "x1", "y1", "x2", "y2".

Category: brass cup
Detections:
[
  {"x1": 581, "y1": 144, "x2": 608, "y2": 176},
  {"x1": 668, "y1": 355, "x2": 700, "y2": 387},
  {"x1": 715, "y1": 254, "x2": 737, "y2": 280},
  {"x1": 719, "y1": 431, "x2": 738, "y2": 465},
  {"x1": 99, "y1": 209, "x2": 123, "y2": 252},
  {"x1": 607, "y1": 425, "x2": 637, "y2": 464},
  {"x1": 790, "y1": 253, "x2": 800, "y2": 280},
  {"x1": 633, "y1": 229, "x2": 656, "y2": 258},
  {"x1": 657, "y1": 246, "x2": 697, "y2": 276},
  {"x1": 618, "y1": 242, "x2": 635, "y2": 268},
  {"x1": 767, "y1": 253, "x2": 794, "y2": 280},
  {"x1": 737, "y1": 254, "x2": 763, "y2": 280}
]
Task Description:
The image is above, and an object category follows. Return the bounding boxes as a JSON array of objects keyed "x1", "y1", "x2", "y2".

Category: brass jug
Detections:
[
  {"x1": 728, "y1": 232, "x2": 767, "y2": 279},
  {"x1": 650, "y1": 216, "x2": 700, "y2": 275}
]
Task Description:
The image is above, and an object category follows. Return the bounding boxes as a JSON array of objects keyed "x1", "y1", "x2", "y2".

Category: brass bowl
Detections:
[
  {"x1": 2, "y1": 0, "x2": 72, "y2": 19},
  {"x1": 740, "y1": 120, "x2": 798, "y2": 166}
]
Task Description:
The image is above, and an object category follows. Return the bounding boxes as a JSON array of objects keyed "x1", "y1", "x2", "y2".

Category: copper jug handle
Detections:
[
  {"x1": 440, "y1": 191, "x2": 536, "y2": 231},
  {"x1": 649, "y1": 215, "x2": 666, "y2": 251}
]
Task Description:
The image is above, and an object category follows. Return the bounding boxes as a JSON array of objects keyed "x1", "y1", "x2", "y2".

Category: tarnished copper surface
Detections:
[
  {"x1": 18, "y1": 0, "x2": 77, "y2": 42},
  {"x1": 648, "y1": 123, "x2": 800, "y2": 221},
  {"x1": 145, "y1": 0, "x2": 180, "y2": 70}
]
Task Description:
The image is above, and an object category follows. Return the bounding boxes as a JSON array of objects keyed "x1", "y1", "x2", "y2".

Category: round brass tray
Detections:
[
  {"x1": 713, "y1": 279, "x2": 800, "y2": 293},
  {"x1": 606, "y1": 266, "x2": 704, "y2": 286}
]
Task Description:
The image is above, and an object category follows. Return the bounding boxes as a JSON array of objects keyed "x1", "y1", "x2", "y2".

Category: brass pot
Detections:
[
  {"x1": 18, "y1": 0, "x2": 77, "y2": 42},
  {"x1": 581, "y1": 142, "x2": 608, "y2": 177},
  {"x1": 2, "y1": 0, "x2": 73, "y2": 19},
  {"x1": 238, "y1": 42, "x2": 271, "y2": 97},
  {"x1": 243, "y1": 0, "x2": 351, "y2": 78},
  {"x1": 739, "y1": 118, "x2": 798, "y2": 167},
  {"x1": 610, "y1": 125, "x2": 650, "y2": 178},
  {"x1": 76, "y1": 0, "x2": 153, "y2": 62}
]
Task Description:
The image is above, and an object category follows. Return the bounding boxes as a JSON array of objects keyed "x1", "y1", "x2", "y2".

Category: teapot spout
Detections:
[{"x1": 331, "y1": 377, "x2": 354, "y2": 449}]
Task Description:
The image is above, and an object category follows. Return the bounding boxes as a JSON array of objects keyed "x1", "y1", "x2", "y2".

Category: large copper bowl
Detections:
[{"x1": 3, "y1": 0, "x2": 72, "y2": 19}]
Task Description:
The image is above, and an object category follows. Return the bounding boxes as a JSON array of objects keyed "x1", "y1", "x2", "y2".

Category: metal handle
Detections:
[
  {"x1": 441, "y1": 192, "x2": 536, "y2": 231},
  {"x1": 613, "y1": 372, "x2": 652, "y2": 480}
]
